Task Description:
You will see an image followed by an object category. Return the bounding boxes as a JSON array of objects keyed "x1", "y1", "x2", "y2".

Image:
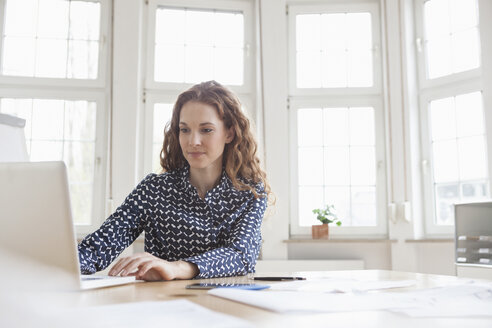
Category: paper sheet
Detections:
[
  {"x1": 268, "y1": 278, "x2": 416, "y2": 293},
  {"x1": 209, "y1": 282, "x2": 492, "y2": 317}
]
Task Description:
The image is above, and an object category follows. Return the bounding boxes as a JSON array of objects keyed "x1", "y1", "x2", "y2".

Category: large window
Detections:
[
  {"x1": 288, "y1": 3, "x2": 386, "y2": 236},
  {"x1": 0, "y1": 0, "x2": 109, "y2": 232},
  {"x1": 416, "y1": 0, "x2": 490, "y2": 234},
  {"x1": 142, "y1": 0, "x2": 254, "y2": 175}
]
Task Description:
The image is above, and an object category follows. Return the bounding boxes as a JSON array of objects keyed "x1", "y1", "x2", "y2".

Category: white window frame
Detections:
[
  {"x1": 0, "y1": 0, "x2": 110, "y2": 89},
  {"x1": 414, "y1": 0, "x2": 492, "y2": 236},
  {"x1": 414, "y1": 0, "x2": 482, "y2": 90},
  {"x1": 287, "y1": 1, "x2": 387, "y2": 237},
  {"x1": 145, "y1": 0, "x2": 254, "y2": 95},
  {"x1": 0, "y1": 0, "x2": 111, "y2": 234},
  {"x1": 289, "y1": 96, "x2": 387, "y2": 236},
  {"x1": 288, "y1": 2, "x2": 383, "y2": 97}
]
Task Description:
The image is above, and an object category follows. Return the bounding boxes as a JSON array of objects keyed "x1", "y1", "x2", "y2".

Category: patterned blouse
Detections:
[{"x1": 78, "y1": 165, "x2": 267, "y2": 278}]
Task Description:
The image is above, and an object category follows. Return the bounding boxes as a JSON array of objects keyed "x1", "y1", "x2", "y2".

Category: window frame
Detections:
[
  {"x1": 0, "y1": 0, "x2": 110, "y2": 88},
  {"x1": 287, "y1": 2, "x2": 383, "y2": 97},
  {"x1": 287, "y1": 1, "x2": 387, "y2": 237},
  {"x1": 414, "y1": 0, "x2": 483, "y2": 91},
  {"x1": 288, "y1": 95, "x2": 387, "y2": 236},
  {"x1": 0, "y1": 0, "x2": 111, "y2": 233},
  {"x1": 145, "y1": 0, "x2": 254, "y2": 95},
  {"x1": 0, "y1": 87, "x2": 109, "y2": 234},
  {"x1": 414, "y1": 0, "x2": 492, "y2": 236}
]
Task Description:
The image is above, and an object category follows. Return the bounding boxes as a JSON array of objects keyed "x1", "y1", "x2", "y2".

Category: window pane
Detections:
[
  {"x1": 154, "y1": 44, "x2": 185, "y2": 83},
  {"x1": 346, "y1": 13, "x2": 372, "y2": 50},
  {"x1": 299, "y1": 186, "x2": 324, "y2": 226},
  {"x1": 323, "y1": 108, "x2": 349, "y2": 146},
  {"x1": 215, "y1": 12, "x2": 244, "y2": 47},
  {"x1": 155, "y1": 9, "x2": 185, "y2": 44},
  {"x1": 296, "y1": 12, "x2": 373, "y2": 89},
  {"x1": 67, "y1": 40, "x2": 99, "y2": 79},
  {"x1": 297, "y1": 51, "x2": 322, "y2": 88},
  {"x1": 432, "y1": 140, "x2": 459, "y2": 183},
  {"x1": 298, "y1": 147, "x2": 323, "y2": 185},
  {"x1": 298, "y1": 108, "x2": 322, "y2": 146},
  {"x1": 424, "y1": 0, "x2": 480, "y2": 79},
  {"x1": 455, "y1": 92, "x2": 484, "y2": 137},
  {"x1": 451, "y1": 0, "x2": 478, "y2": 32},
  {"x1": 214, "y1": 47, "x2": 243, "y2": 86},
  {"x1": 430, "y1": 97, "x2": 456, "y2": 141},
  {"x1": 296, "y1": 14, "x2": 321, "y2": 51},
  {"x1": 2, "y1": 0, "x2": 102, "y2": 79},
  {"x1": 297, "y1": 106, "x2": 378, "y2": 227},
  {"x1": 424, "y1": 0, "x2": 450, "y2": 39},
  {"x1": 185, "y1": 46, "x2": 214, "y2": 84},
  {"x1": 154, "y1": 7, "x2": 244, "y2": 85},
  {"x1": 462, "y1": 181, "x2": 488, "y2": 199},
  {"x1": 429, "y1": 92, "x2": 490, "y2": 225},
  {"x1": 37, "y1": 0, "x2": 69, "y2": 39},
  {"x1": 458, "y1": 136, "x2": 487, "y2": 180},
  {"x1": 35, "y1": 39, "x2": 68, "y2": 78},
  {"x1": 4, "y1": 0, "x2": 37, "y2": 37},
  {"x1": 350, "y1": 147, "x2": 376, "y2": 185},
  {"x1": 324, "y1": 147, "x2": 350, "y2": 185},
  {"x1": 69, "y1": 1, "x2": 101, "y2": 40},
  {"x1": 348, "y1": 50, "x2": 373, "y2": 87},
  {"x1": 321, "y1": 14, "x2": 345, "y2": 50},
  {"x1": 349, "y1": 107, "x2": 375, "y2": 146},
  {"x1": 31, "y1": 99, "x2": 65, "y2": 140},
  {"x1": 0, "y1": 98, "x2": 97, "y2": 225},
  {"x1": 351, "y1": 186, "x2": 376, "y2": 226},
  {"x1": 321, "y1": 50, "x2": 346, "y2": 88},
  {"x1": 185, "y1": 11, "x2": 214, "y2": 46},
  {"x1": 451, "y1": 28, "x2": 480, "y2": 73},
  {"x1": 426, "y1": 37, "x2": 452, "y2": 79},
  {"x1": 2, "y1": 37, "x2": 36, "y2": 76}
]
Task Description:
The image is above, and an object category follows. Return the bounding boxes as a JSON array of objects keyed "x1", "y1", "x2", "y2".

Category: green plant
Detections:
[{"x1": 312, "y1": 205, "x2": 342, "y2": 226}]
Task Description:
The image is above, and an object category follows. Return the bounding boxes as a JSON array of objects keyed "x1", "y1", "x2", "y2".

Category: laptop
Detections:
[{"x1": 0, "y1": 161, "x2": 135, "y2": 290}]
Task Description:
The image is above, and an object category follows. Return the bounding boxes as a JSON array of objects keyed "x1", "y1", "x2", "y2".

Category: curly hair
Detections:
[{"x1": 160, "y1": 81, "x2": 271, "y2": 200}]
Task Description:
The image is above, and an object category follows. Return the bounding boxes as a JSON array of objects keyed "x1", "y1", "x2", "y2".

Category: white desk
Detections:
[{"x1": 4, "y1": 270, "x2": 492, "y2": 327}]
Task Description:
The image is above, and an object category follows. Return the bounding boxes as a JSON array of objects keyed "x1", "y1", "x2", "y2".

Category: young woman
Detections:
[{"x1": 78, "y1": 81, "x2": 270, "y2": 281}]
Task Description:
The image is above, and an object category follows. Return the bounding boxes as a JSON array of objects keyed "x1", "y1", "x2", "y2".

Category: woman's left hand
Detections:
[{"x1": 108, "y1": 252, "x2": 198, "y2": 281}]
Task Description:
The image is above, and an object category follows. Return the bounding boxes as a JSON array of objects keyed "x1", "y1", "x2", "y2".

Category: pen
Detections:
[{"x1": 253, "y1": 277, "x2": 306, "y2": 281}]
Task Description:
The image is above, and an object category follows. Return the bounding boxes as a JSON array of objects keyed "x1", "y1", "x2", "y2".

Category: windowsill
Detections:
[
  {"x1": 404, "y1": 238, "x2": 454, "y2": 243},
  {"x1": 285, "y1": 237, "x2": 397, "y2": 243}
]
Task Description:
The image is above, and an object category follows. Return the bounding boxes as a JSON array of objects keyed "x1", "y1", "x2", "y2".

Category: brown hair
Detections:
[{"x1": 160, "y1": 81, "x2": 271, "y2": 199}]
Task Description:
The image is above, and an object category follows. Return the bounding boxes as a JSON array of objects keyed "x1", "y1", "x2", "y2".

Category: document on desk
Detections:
[
  {"x1": 208, "y1": 282, "x2": 492, "y2": 317},
  {"x1": 267, "y1": 278, "x2": 416, "y2": 293},
  {"x1": 55, "y1": 299, "x2": 252, "y2": 328}
]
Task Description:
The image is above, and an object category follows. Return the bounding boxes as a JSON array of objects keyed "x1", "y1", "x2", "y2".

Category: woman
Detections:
[{"x1": 78, "y1": 81, "x2": 270, "y2": 281}]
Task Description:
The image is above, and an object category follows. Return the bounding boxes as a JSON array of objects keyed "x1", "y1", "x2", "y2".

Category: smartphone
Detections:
[{"x1": 185, "y1": 283, "x2": 270, "y2": 290}]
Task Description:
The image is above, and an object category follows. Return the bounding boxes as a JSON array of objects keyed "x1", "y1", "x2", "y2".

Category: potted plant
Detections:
[{"x1": 311, "y1": 205, "x2": 342, "y2": 239}]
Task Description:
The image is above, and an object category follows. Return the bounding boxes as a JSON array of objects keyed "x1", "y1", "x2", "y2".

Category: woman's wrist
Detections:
[{"x1": 173, "y1": 260, "x2": 199, "y2": 279}]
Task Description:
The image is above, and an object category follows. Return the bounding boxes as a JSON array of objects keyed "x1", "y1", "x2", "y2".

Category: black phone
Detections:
[{"x1": 185, "y1": 283, "x2": 269, "y2": 290}]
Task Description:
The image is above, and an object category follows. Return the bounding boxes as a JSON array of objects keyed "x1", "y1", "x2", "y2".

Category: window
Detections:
[
  {"x1": 288, "y1": 3, "x2": 386, "y2": 236},
  {"x1": 0, "y1": 0, "x2": 109, "y2": 232},
  {"x1": 142, "y1": 0, "x2": 254, "y2": 175},
  {"x1": 416, "y1": 0, "x2": 490, "y2": 234}
]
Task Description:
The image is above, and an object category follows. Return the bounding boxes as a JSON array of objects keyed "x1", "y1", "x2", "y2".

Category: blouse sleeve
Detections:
[
  {"x1": 183, "y1": 190, "x2": 267, "y2": 278},
  {"x1": 77, "y1": 174, "x2": 155, "y2": 274}
]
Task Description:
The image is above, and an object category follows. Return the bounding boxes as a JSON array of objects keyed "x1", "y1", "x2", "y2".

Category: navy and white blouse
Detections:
[{"x1": 78, "y1": 165, "x2": 267, "y2": 278}]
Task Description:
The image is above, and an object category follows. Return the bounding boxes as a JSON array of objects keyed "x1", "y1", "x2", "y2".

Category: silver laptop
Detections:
[{"x1": 0, "y1": 161, "x2": 135, "y2": 290}]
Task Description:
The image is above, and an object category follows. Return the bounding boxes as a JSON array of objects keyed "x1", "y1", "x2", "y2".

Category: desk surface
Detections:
[{"x1": 61, "y1": 270, "x2": 491, "y2": 328}]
